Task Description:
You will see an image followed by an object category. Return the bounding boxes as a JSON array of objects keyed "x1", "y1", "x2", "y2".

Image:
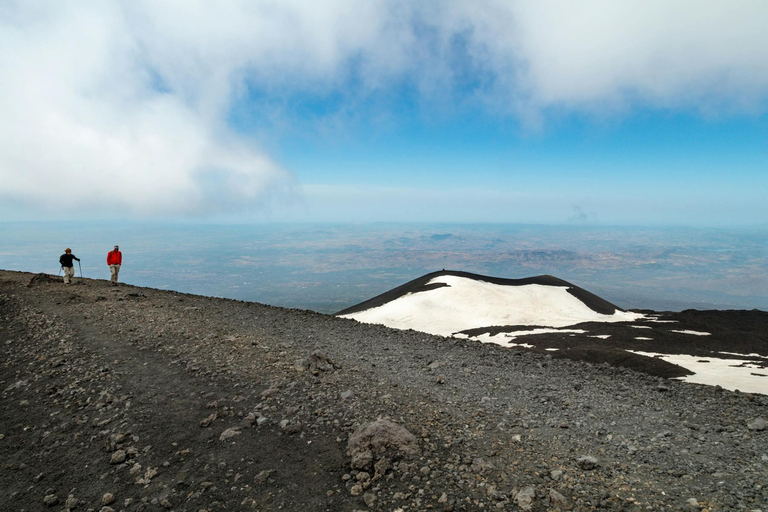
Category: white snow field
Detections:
[
  {"x1": 630, "y1": 351, "x2": 768, "y2": 395},
  {"x1": 340, "y1": 274, "x2": 644, "y2": 338}
]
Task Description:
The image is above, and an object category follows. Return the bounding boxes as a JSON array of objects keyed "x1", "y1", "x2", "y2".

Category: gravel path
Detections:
[{"x1": 1, "y1": 270, "x2": 766, "y2": 511}]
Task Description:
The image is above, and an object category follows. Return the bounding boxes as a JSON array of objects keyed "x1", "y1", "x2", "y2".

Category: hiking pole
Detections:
[
  {"x1": 78, "y1": 260, "x2": 83, "y2": 279},
  {"x1": 57, "y1": 266, "x2": 62, "y2": 276}
]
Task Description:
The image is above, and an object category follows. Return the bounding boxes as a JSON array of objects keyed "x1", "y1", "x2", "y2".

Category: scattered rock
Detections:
[
  {"x1": 363, "y1": 492, "x2": 376, "y2": 507},
  {"x1": 549, "y1": 489, "x2": 568, "y2": 508},
  {"x1": 254, "y1": 469, "x2": 275, "y2": 484},
  {"x1": 577, "y1": 455, "x2": 598, "y2": 470},
  {"x1": 109, "y1": 450, "x2": 126, "y2": 464},
  {"x1": 219, "y1": 427, "x2": 241, "y2": 441},
  {"x1": 200, "y1": 412, "x2": 218, "y2": 427},
  {"x1": 297, "y1": 350, "x2": 339, "y2": 375},
  {"x1": 515, "y1": 487, "x2": 535, "y2": 511},
  {"x1": 65, "y1": 495, "x2": 78, "y2": 509}
]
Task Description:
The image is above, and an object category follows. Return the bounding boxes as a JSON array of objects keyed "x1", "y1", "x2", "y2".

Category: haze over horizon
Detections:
[{"x1": 1, "y1": 1, "x2": 767, "y2": 226}]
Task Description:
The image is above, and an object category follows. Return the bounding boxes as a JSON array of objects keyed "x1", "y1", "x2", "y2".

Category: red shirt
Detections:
[{"x1": 107, "y1": 250, "x2": 122, "y2": 265}]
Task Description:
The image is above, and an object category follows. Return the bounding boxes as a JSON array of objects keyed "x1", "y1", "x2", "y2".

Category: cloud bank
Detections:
[{"x1": 1, "y1": 1, "x2": 766, "y2": 217}]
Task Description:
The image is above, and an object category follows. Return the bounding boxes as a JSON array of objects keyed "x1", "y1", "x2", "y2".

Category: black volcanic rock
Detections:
[{"x1": 1, "y1": 269, "x2": 767, "y2": 512}]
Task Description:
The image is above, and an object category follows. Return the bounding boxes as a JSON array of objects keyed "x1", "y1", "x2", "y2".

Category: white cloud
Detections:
[
  {"x1": 0, "y1": 1, "x2": 295, "y2": 217},
  {"x1": 1, "y1": 1, "x2": 767, "y2": 217},
  {"x1": 502, "y1": 1, "x2": 768, "y2": 112}
]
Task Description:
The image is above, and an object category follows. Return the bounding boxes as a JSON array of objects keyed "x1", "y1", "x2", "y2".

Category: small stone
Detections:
[
  {"x1": 550, "y1": 469, "x2": 563, "y2": 480},
  {"x1": 109, "y1": 450, "x2": 126, "y2": 464},
  {"x1": 219, "y1": 427, "x2": 241, "y2": 440},
  {"x1": 350, "y1": 483, "x2": 363, "y2": 496},
  {"x1": 100, "y1": 507, "x2": 115, "y2": 512},
  {"x1": 577, "y1": 455, "x2": 598, "y2": 470},
  {"x1": 515, "y1": 487, "x2": 535, "y2": 511},
  {"x1": 438, "y1": 493, "x2": 448, "y2": 503},
  {"x1": 747, "y1": 418, "x2": 767, "y2": 431},
  {"x1": 260, "y1": 387, "x2": 279, "y2": 398},
  {"x1": 341, "y1": 389, "x2": 354, "y2": 400},
  {"x1": 254, "y1": 469, "x2": 274, "y2": 484},
  {"x1": 102, "y1": 493, "x2": 115, "y2": 505},
  {"x1": 549, "y1": 489, "x2": 568, "y2": 508},
  {"x1": 200, "y1": 413, "x2": 217, "y2": 428},
  {"x1": 373, "y1": 457, "x2": 391, "y2": 480},
  {"x1": 143, "y1": 467, "x2": 158, "y2": 481},
  {"x1": 65, "y1": 495, "x2": 78, "y2": 509},
  {"x1": 43, "y1": 494, "x2": 58, "y2": 506},
  {"x1": 284, "y1": 422, "x2": 303, "y2": 434},
  {"x1": 363, "y1": 492, "x2": 376, "y2": 507}
]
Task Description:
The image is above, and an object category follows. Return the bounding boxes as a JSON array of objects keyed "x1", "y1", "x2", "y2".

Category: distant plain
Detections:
[{"x1": 0, "y1": 222, "x2": 765, "y2": 313}]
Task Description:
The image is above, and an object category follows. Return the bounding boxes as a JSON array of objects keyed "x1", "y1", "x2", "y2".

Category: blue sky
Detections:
[{"x1": 1, "y1": 1, "x2": 767, "y2": 225}]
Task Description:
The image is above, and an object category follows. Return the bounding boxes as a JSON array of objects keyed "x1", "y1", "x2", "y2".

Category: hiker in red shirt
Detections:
[{"x1": 107, "y1": 245, "x2": 122, "y2": 285}]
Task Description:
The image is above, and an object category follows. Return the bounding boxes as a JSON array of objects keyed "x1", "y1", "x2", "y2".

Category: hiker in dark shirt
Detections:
[{"x1": 59, "y1": 248, "x2": 80, "y2": 284}]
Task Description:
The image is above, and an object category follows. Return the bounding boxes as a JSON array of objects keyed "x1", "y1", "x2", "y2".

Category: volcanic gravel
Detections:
[{"x1": 1, "y1": 269, "x2": 766, "y2": 511}]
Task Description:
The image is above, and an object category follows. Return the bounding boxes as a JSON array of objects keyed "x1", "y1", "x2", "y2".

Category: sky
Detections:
[{"x1": 1, "y1": 1, "x2": 767, "y2": 226}]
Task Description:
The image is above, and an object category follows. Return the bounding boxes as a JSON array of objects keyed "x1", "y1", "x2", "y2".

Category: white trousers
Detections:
[
  {"x1": 63, "y1": 266, "x2": 75, "y2": 284},
  {"x1": 110, "y1": 264, "x2": 121, "y2": 283}
]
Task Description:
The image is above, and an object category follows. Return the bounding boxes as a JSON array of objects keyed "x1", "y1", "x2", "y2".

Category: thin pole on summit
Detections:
[{"x1": 78, "y1": 260, "x2": 83, "y2": 278}]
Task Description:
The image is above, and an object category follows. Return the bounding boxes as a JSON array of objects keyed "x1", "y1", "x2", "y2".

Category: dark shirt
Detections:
[{"x1": 59, "y1": 253, "x2": 80, "y2": 268}]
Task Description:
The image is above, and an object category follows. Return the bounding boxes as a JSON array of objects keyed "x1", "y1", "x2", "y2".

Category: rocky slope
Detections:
[{"x1": 1, "y1": 270, "x2": 766, "y2": 512}]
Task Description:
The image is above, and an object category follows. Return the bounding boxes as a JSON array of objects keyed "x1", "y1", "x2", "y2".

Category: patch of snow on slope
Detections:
[
  {"x1": 341, "y1": 275, "x2": 645, "y2": 337},
  {"x1": 720, "y1": 351, "x2": 764, "y2": 358},
  {"x1": 472, "y1": 329, "x2": 587, "y2": 348},
  {"x1": 670, "y1": 330, "x2": 711, "y2": 336},
  {"x1": 629, "y1": 351, "x2": 768, "y2": 395}
]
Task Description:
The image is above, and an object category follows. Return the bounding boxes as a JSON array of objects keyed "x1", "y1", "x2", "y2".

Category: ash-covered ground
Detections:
[{"x1": 1, "y1": 270, "x2": 766, "y2": 511}]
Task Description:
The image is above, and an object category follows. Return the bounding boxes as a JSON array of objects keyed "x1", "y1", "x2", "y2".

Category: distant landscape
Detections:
[{"x1": 0, "y1": 222, "x2": 765, "y2": 313}]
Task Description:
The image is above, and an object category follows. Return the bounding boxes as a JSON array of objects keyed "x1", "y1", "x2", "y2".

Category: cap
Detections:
[
  {"x1": 65, "y1": 248, "x2": 71, "y2": 252},
  {"x1": 114, "y1": 245, "x2": 119, "y2": 249}
]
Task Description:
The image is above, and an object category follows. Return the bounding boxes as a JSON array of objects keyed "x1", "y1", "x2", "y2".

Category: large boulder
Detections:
[{"x1": 347, "y1": 419, "x2": 419, "y2": 470}]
